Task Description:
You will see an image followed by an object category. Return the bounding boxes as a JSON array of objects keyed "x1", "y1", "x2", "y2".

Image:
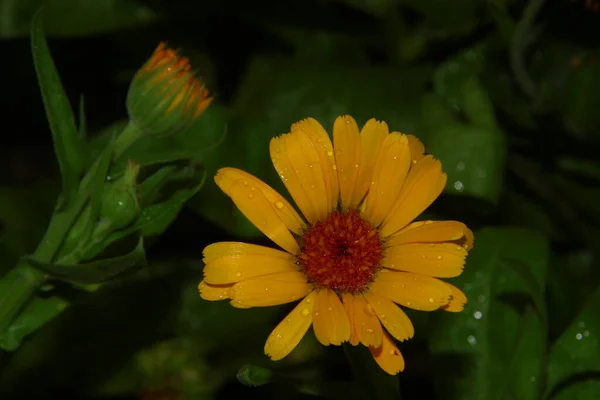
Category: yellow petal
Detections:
[
  {"x1": 351, "y1": 118, "x2": 388, "y2": 206},
  {"x1": 369, "y1": 331, "x2": 405, "y2": 375},
  {"x1": 270, "y1": 130, "x2": 330, "y2": 223},
  {"x1": 333, "y1": 115, "x2": 362, "y2": 209},
  {"x1": 203, "y1": 241, "x2": 291, "y2": 264},
  {"x1": 407, "y1": 134, "x2": 425, "y2": 163},
  {"x1": 198, "y1": 280, "x2": 232, "y2": 301},
  {"x1": 214, "y1": 168, "x2": 305, "y2": 234},
  {"x1": 265, "y1": 291, "x2": 316, "y2": 360},
  {"x1": 229, "y1": 271, "x2": 312, "y2": 307},
  {"x1": 215, "y1": 168, "x2": 300, "y2": 254},
  {"x1": 364, "y1": 291, "x2": 414, "y2": 342},
  {"x1": 370, "y1": 270, "x2": 452, "y2": 311},
  {"x1": 312, "y1": 288, "x2": 350, "y2": 346},
  {"x1": 386, "y1": 221, "x2": 471, "y2": 248},
  {"x1": 462, "y1": 226, "x2": 475, "y2": 251},
  {"x1": 382, "y1": 242, "x2": 467, "y2": 278},
  {"x1": 362, "y1": 133, "x2": 411, "y2": 227},
  {"x1": 380, "y1": 156, "x2": 447, "y2": 238},
  {"x1": 203, "y1": 253, "x2": 298, "y2": 285},
  {"x1": 342, "y1": 293, "x2": 382, "y2": 348},
  {"x1": 291, "y1": 118, "x2": 339, "y2": 214},
  {"x1": 442, "y1": 282, "x2": 468, "y2": 312}
]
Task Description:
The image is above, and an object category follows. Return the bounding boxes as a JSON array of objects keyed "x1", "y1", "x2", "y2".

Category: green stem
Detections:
[
  {"x1": 114, "y1": 122, "x2": 142, "y2": 159},
  {"x1": 0, "y1": 122, "x2": 141, "y2": 337}
]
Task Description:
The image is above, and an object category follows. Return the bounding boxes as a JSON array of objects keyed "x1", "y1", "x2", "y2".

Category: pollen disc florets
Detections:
[{"x1": 298, "y1": 209, "x2": 383, "y2": 293}]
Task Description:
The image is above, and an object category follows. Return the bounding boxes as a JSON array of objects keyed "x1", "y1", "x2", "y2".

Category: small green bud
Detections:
[{"x1": 99, "y1": 161, "x2": 141, "y2": 232}]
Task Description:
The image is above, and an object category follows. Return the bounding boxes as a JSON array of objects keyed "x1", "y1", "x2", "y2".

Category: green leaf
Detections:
[
  {"x1": 546, "y1": 285, "x2": 600, "y2": 397},
  {"x1": 424, "y1": 123, "x2": 506, "y2": 204},
  {"x1": 1, "y1": 0, "x2": 156, "y2": 38},
  {"x1": 0, "y1": 295, "x2": 68, "y2": 351},
  {"x1": 237, "y1": 365, "x2": 273, "y2": 387},
  {"x1": 429, "y1": 228, "x2": 550, "y2": 400},
  {"x1": 189, "y1": 56, "x2": 431, "y2": 237},
  {"x1": 31, "y1": 11, "x2": 82, "y2": 206},
  {"x1": 24, "y1": 237, "x2": 146, "y2": 284}
]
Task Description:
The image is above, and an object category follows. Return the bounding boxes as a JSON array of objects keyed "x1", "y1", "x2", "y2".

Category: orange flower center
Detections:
[{"x1": 298, "y1": 210, "x2": 382, "y2": 293}]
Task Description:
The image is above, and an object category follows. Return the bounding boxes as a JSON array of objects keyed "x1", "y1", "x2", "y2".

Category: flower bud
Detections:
[
  {"x1": 126, "y1": 42, "x2": 213, "y2": 136},
  {"x1": 98, "y1": 161, "x2": 141, "y2": 233}
]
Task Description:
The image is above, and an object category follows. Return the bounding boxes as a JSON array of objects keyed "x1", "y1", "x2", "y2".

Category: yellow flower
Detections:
[
  {"x1": 199, "y1": 115, "x2": 474, "y2": 374},
  {"x1": 126, "y1": 42, "x2": 213, "y2": 136}
]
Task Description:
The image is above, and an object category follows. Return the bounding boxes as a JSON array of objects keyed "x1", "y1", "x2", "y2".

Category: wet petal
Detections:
[
  {"x1": 270, "y1": 130, "x2": 329, "y2": 223},
  {"x1": 351, "y1": 118, "x2": 388, "y2": 206},
  {"x1": 333, "y1": 115, "x2": 362, "y2": 209},
  {"x1": 203, "y1": 241, "x2": 291, "y2": 264},
  {"x1": 364, "y1": 291, "x2": 414, "y2": 342},
  {"x1": 229, "y1": 271, "x2": 312, "y2": 307},
  {"x1": 342, "y1": 293, "x2": 382, "y2": 348},
  {"x1": 203, "y1": 253, "x2": 298, "y2": 285},
  {"x1": 370, "y1": 270, "x2": 452, "y2": 311},
  {"x1": 362, "y1": 133, "x2": 411, "y2": 227},
  {"x1": 442, "y1": 282, "x2": 468, "y2": 312},
  {"x1": 198, "y1": 280, "x2": 232, "y2": 301},
  {"x1": 215, "y1": 168, "x2": 300, "y2": 254},
  {"x1": 407, "y1": 134, "x2": 425, "y2": 163},
  {"x1": 380, "y1": 156, "x2": 447, "y2": 238},
  {"x1": 382, "y1": 242, "x2": 467, "y2": 278},
  {"x1": 215, "y1": 168, "x2": 305, "y2": 234},
  {"x1": 369, "y1": 331, "x2": 405, "y2": 375},
  {"x1": 386, "y1": 221, "x2": 471, "y2": 248},
  {"x1": 265, "y1": 291, "x2": 316, "y2": 360},
  {"x1": 312, "y1": 288, "x2": 350, "y2": 345},
  {"x1": 292, "y1": 118, "x2": 339, "y2": 214}
]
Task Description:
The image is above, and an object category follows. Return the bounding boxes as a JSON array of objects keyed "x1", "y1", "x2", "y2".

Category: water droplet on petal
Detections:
[
  {"x1": 327, "y1": 151, "x2": 333, "y2": 157},
  {"x1": 437, "y1": 255, "x2": 443, "y2": 260},
  {"x1": 428, "y1": 297, "x2": 435, "y2": 303},
  {"x1": 301, "y1": 308, "x2": 310, "y2": 316},
  {"x1": 366, "y1": 328, "x2": 374, "y2": 333},
  {"x1": 274, "y1": 201, "x2": 284, "y2": 209},
  {"x1": 235, "y1": 272, "x2": 242, "y2": 278}
]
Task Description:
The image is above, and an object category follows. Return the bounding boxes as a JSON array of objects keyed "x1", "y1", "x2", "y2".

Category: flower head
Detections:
[
  {"x1": 199, "y1": 115, "x2": 474, "y2": 374},
  {"x1": 127, "y1": 42, "x2": 213, "y2": 136}
]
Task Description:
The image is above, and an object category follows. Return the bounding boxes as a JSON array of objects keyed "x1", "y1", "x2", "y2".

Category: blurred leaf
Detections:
[
  {"x1": 427, "y1": 45, "x2": 507, "y2": 204},
  {"x1": 0, "y1": 294, "x2": 68, "y2": 351},
  {"x1": 563, "y1": 60, "x2": 600, "y2": 138},
  {"x1": 0, "y1": 0, "x2": 156, "y2": 38},
  {"x1": 558, "y1": 157, "x2": 600, "y2": 181},
  {"x1": 0, "y1": 182, "x2": 58, "y2": 271},
  {"x1": 25, "y1": 237, "x2": 146, "y2": 284},
  {"x1": 424, "y1": 123, "x2": 506, "y2": 204},
  {"x1": 400, "y1": 0, "x2": 488, "y2": 38},
  {"x1": 546, "y1": 285, "x2": 600, "y2": 397},
  {"x1": 0, "y1": 262, "x2": 193, "y2": 398},
  {"x1": 434, "y1": 44, "x2": 486, "y2": 111},
  {"x1": 343, "y1": 344, "x2": 399, "y2": 400},
  {"x1": 237, "y1": 365, "x2": 273, "y2": 387},
  {"x1": 189, "y1": 56, "x2": 432, "y2": 237},
  {"x1": 31, "y1": 11, "x2": 82, "y2": 206},
  {"x1": 550, "y1": 380, "x2": 600, "y2": 400},
  {"x1": 429, "y1": 228, "x2": 549, "y2": 400}
]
